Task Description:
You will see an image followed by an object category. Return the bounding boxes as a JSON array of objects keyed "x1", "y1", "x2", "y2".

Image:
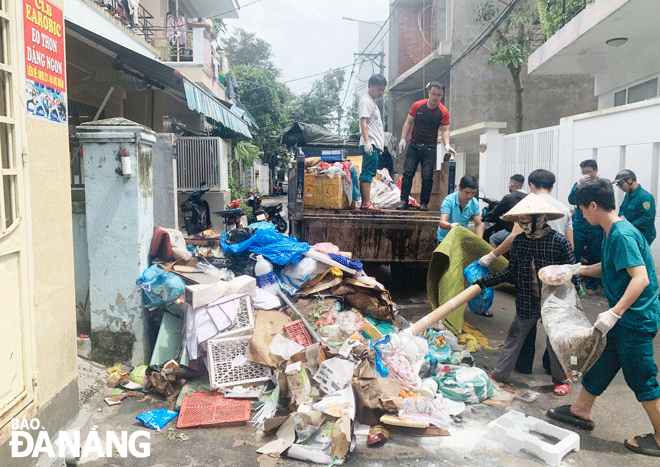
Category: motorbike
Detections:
[
  {"x1": 263, "y1": 203, "x2": 287, "y2": 233},
  {"x1": 245, "y1": 193, "x2": 268, "y2": 224},
  {"x1": 181, "y1": 182, "x2": 211, "y2": 235},
  {"x1": 479, "y1": 196, "x2": 505, "y2": 243},
  {"x1": 272, "y1": 180, "x2": 284, "y2": 196}
]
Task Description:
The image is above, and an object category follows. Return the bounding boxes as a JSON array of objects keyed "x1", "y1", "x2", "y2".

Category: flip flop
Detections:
[
  {"x1": 624, "y1": 434, "x2": 660, "y2": 457},
  {"x1": 472, "y1": 310, "x2": 493, "y2": 317},
  {"x1": 547, "y1": 405, "x2": 595, "y2": 430},
  {"x1": 361, "y1": 204, "x2": 380, "y2": 211},
  {"x1": 553, "y1": 384, "x2": 569, "y2": 396}
]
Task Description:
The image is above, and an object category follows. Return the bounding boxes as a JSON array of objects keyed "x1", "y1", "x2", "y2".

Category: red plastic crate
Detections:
[
  {"x1": 176, "y1": 392, "x2": 251, "y2": 428},
  {"x1": 284, "y1": 320, "x2": 313, "y2": 348}
]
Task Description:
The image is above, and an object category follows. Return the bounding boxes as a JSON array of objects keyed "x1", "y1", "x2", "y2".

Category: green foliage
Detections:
[
  {"x1": 475, "y1": 1, "x2": 532, "y2": 72},
  {"x1": 536, "y1": 0, "x2": 594, "y2": 39},
  {"x1": 345, "y1": 94, "x2": 360, "y2": 137},
  {"x1": 224, "y1": 28, "x2": 280, "y2": 76},
  {"x1": 230, "y1": 65, "x2": 291, "y2": 168},
  {"x1": 233, "y1": 140, "x2": 261, "y2": 166},
  {"x1": 289, "y1": 69, "x2": 346, "y2": 134}
]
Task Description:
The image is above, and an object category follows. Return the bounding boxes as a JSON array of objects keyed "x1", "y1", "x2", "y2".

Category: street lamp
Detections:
[{"x1": 342, "y1": 16, "x2": 382, "y2": 28}]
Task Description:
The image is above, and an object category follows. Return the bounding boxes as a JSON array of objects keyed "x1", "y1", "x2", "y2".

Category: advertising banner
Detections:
[{"x1": 23, "y1": 0, "x2": 67, "y2": 123}]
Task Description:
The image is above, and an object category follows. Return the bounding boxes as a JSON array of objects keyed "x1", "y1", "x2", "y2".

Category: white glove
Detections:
[
  {"x1": 450, "y1": 222, "x2": 459, "y2": 228},
  {"x1": 479, "y1": 252, "x2": 497, "y2": 267},
  {"x1": 594, "y1": 309, "x2": 620, "y2": 334},
  {"x1": 398, "y1": 139, "x2": 407, "y2": 154},
  {"x1": 363, "y1": 141, "x2": 373, "y2": 156},
  {"x1": 444, "y1": 144, "x2": 456, "y2": 155},
  {"x1": 578, "y1": 174, "x2": 590, "y2": 187}
]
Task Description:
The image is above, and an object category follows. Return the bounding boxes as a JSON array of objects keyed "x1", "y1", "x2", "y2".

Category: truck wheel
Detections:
[{"x1": 390, "y1": 263, "x2": 427, "y2": 291}]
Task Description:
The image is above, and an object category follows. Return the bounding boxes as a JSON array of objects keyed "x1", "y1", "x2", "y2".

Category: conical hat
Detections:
[{"x1": 502, "y1": 193, "x2": 564, "y2": 222}]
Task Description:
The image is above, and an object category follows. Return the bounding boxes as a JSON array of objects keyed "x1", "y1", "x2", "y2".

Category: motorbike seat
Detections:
[{"x1": 214, "y1": 208, "x2": 245, "y2": 217}]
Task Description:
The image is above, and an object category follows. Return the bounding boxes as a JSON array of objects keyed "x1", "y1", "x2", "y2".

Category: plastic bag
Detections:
[
  {"x1": 462, "y1": 260, "x2": 493, "y2": 314},
  {"x1": 221, "y1": 225, "x2": 310, "y2": 265},
  {"x1": 538, "y1": 263, "x2": 582, "y2": 286},
  {"x1": 398, "y1": 395, "x2": 451, "y2": 429},
  {"x1": 541, "y1": 279, "x2": 607, "y2": 382},
  {"x1": 277, "y1": 257, "x2": 325, "y2": 293},
  {"x1": 433, "y1": 367, "x2": 494, "y2": 403},
  {"x1": 135, "y1": 408, "x2": 178, "y2": 430},
  {"x1": 136, "y1": 265, "x2": 185, "y2": 307}
]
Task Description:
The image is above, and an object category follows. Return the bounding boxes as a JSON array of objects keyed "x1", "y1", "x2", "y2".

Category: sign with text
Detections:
[{"x1": 23, "y1": 0, "x2": 67, "y2": 123}]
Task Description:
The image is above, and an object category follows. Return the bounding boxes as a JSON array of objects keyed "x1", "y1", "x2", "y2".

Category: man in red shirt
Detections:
[{"x1": 396, "y1": 82, "x2": 455, "y2": 211}]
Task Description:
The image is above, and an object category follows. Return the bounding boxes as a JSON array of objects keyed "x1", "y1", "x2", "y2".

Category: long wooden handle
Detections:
[{"x1": 410, "y1": 284, "x2": 483, "y2": 335}]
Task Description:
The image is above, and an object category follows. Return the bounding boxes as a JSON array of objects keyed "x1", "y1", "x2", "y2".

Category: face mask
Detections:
[{"x1": 519, "y1": 215, "x2": 550, "y2": 239}]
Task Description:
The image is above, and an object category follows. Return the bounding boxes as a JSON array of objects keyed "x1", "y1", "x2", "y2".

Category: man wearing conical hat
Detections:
[{"x1": 475, "y1": 193, "x2": 576, "y2": 396}]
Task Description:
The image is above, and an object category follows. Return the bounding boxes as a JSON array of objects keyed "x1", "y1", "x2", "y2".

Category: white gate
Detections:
[
  {"x1": 502, "y1": 126, "x2": 560, "y2": 185},
  {"x1": 176, "y1": 137, "x2": 229, "y2": 191}
]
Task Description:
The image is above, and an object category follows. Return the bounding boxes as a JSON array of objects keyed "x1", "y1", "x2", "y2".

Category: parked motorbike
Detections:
[
  {"x1": 479, "y1": 196, "x2": 504, "y2": 243},
  {"x1": 245, "y1": 192, "x2": 267, "y2": 224},
  {"x1": 272, "y1": 180, "x2": 284, "y2": 196},
  {"x1": 181, "y1": 182, "x2": 211, "y2": 235},
  {"x1": 263, "y1": 203, "x2": 287, "y2": 233}
]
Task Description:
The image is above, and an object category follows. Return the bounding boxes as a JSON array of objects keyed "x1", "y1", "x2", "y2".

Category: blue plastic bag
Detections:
[
  {"x1": 136, "y1": 408, "x2": 178, "y2": 430},
  {"x1": 136, "y1": 265, "x2": 185, "y2": 307},
  {"x1": 221, "y1": 225, "x2": 310, "y2": 265},
  {"x1": 462, "y1": 260, "x2": 493, "y2": 314}
]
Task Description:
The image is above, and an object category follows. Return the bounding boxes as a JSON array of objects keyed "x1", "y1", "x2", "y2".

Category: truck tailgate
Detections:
[{"x1": 298, "y1": 209, "x2": 441, "y2": 263}]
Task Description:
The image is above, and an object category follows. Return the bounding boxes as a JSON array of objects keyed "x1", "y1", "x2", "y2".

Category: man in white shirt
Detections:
[{"x1": 358, "y1": 74, "x2": 387, "y2": 211}]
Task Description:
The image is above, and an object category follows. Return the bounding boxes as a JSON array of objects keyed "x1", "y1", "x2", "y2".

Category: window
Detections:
[
  {"x1": 627, "y1": 78, "x2": 658, "y2": 104},
  {"x1": 0, "y1": 4, "x2": 17, "y2": 232},
  {"x1": 614, "y1": 89, "x2": 626, "y2": 107}
]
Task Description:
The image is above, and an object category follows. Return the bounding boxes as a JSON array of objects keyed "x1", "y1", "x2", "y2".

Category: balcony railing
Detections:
[
  {"x1": 95, "y1": 0, "x2": 155, "y2": 44},
  {"x1": 536, "y1": 0, "x2": 590, "y2": 42}
]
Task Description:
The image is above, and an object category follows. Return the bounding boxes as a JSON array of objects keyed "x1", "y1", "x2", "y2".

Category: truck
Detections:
[{"x1": 282, "y1": 122, "x2": 455, "y2": 284}]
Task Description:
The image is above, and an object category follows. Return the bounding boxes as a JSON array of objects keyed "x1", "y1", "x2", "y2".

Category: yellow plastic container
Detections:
[{"x1": 303, "y1": 173, "x2": 350, "y2": 210}]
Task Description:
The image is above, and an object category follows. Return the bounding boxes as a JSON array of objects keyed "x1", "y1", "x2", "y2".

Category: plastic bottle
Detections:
[{"x1": 254, "y1": 254, "x2": 280, "y2": 294}]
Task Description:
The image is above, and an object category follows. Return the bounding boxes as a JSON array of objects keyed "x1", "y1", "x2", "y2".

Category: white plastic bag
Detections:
[{"x1": 540, "y1": 266, "x2": 607, "y2": 382}]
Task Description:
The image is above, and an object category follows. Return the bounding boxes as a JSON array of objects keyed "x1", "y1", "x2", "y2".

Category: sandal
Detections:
[
  {"x1": 553, "y1": 384, "x2": 569, "y2": 396},
  {"x1": 473, "y1": 310, "x2": 493, "y2": 317},
  {"x1": 624, "y1": 434, "x2": 660, "y2": 457},
  {"x1": 361, "y1": 204, "x2": 380, "y2": 211},
  {"x1": 547, "y1": 405, "x2": 595, "y2": 430}
]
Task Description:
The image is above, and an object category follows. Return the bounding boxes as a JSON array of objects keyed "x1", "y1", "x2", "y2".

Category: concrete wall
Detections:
[
  {"x1": 153, "y1": 133, "x2": 177, "y2": 229},
  {"x1": 448, "y1": 0, "x2": 598, "y2": 176}
]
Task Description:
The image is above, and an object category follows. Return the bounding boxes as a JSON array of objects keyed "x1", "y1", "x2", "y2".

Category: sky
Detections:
[{"x1": 224, "y1": 0, "x2": 390, "y2": 98}]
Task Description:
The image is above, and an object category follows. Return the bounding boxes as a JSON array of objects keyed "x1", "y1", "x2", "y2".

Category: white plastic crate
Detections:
[
  {"x1": 206, "y1": 335, "x2": 272, "y2": 389},
  {"x1": 215, "y1": 294, "x2": 255, "y2": 338}
]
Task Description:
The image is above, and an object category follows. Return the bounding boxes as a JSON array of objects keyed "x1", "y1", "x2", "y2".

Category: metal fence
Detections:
[{"x1": 176, "y1": 137, "x2": 228, "y2": 191}]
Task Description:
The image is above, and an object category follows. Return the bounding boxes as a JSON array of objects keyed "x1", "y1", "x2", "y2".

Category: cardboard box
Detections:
[{"x1": 303, "y1": 173, "x2": 350, "y2": 210}]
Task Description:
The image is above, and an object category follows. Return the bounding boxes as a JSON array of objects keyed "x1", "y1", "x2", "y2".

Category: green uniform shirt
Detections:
[
  {"x1": 619, "y1": 185, "x2": 656, "y2": 246},
  {"x1": 568, "y1": 182, "x2": 602, "y2": 233},
  {"x1": 601, "y1": 220, "x2": 660, "y2": 333}
]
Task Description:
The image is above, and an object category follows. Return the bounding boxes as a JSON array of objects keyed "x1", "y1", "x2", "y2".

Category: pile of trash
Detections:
[
  {"x1": 107, "y1": 223, "x2": 508, "y2": 466},
  {"x1": 300, "y1": 156, "x2": 417, "y2": 210}
]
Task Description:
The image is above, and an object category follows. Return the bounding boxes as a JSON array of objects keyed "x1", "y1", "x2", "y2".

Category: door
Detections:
[{"x1": 0, "y1": 0, "x2": 35, "y2": 424}]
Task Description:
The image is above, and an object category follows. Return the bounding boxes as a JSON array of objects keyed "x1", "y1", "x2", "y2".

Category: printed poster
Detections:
[{"x1": 23, "y1": 0, "x2": 67, "y2": 123}]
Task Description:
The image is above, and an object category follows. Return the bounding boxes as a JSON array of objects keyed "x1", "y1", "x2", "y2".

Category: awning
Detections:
[
  {"x1": 65, "y1": 21, "x2": 251, "y2": 138},
  {"x1": 183, "y1": 80, "x2": 251, "y2": 138}
]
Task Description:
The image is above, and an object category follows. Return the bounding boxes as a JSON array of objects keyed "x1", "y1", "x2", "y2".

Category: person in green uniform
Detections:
[
  {"x1": 568, "y1": 159, "x2": 603, "y2": 295},
  {"x1": 613, "y1": 169, "x2": 656, "y2": 246},
  {"x1": 548, "y1": 179, "x2": 660, "y2": 458}
]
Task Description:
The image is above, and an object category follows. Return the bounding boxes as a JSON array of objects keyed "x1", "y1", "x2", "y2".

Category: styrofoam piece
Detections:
[
  {"x1": 304, "y1": 249, "x2": 356, "y2": 275},
  {"x1": 487, "y1": 410, "x2": 580, "y2": 467}
]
